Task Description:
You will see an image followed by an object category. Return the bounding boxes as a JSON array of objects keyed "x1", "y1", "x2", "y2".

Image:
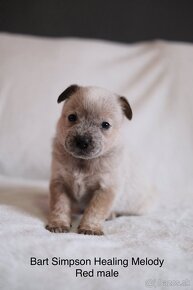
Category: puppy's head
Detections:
[{"x1": 56, "y1": 85, "x2": 132, "y2": 159}]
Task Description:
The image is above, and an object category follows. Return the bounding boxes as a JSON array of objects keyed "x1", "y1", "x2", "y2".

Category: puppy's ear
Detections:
[
  {"x1": 119, "y1": 96, "x2": 132, "y2": 120},
  {"x1": 57, "y1": 84, "x2": 79, "y2": 103}
]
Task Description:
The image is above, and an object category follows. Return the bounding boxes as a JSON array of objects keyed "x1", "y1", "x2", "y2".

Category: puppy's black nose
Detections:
[{"x1": 75, "y1": 135, "x2": 92, "y2": 150}]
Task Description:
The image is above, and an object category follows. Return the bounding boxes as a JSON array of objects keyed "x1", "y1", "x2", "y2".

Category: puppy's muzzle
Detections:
[
  {"x1": 65, "y1": 129, "x2": 102, "y2": 159},
  {"x1": 75, "y1": 135, "x2": 92, "y2": 150}
]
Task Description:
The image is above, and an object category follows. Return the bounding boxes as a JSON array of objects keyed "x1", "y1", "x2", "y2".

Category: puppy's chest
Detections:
[{"x1": 71, "y1": 171, "x2": 96, "y2": 201}]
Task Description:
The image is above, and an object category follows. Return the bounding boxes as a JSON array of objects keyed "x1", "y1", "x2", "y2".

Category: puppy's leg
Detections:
[
  {"x1": 46, "y1": 180, "x2": 71, "y2": 233},
  {"x1": 106, "y1": 211, "x2": 117, "y2": 220},
  {"x1": 78, "y1": 188, "x2": 115, "y2": 235}
]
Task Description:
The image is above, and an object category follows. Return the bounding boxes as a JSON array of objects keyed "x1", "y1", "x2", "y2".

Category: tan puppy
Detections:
[{"x1": 46, "y1": 85, "x2": 152, "y2": 235}]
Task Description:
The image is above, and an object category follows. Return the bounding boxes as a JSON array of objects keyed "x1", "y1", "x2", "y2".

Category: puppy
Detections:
[{"x1": 46, "y1": 85, "x2": 153, "y2": 235}]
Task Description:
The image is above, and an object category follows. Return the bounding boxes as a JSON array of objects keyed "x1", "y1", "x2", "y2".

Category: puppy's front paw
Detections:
[
  {"x1": 45, "y1": 222, "x2": 70, "y2": 233},
  {"x1": 78, "y1": 225, "x2": 104, "y2": 236}
]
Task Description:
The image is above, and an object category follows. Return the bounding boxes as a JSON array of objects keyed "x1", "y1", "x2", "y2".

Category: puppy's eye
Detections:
[
  {"x1": 101, "y1": 121, "x2": 111, "y2": 129},
  {"x1": 68, "y1": 114, "x2": 77, "y2": 122}
]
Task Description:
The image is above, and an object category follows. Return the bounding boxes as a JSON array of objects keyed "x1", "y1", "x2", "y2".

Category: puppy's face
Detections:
[{"x1": 56, "y1": 85, "x2": 132, "y2": 159}]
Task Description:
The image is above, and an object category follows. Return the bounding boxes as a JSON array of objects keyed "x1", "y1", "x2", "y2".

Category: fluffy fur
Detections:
[{"x1": 46, "y1": 85, "x2": 153, "y2": 235}]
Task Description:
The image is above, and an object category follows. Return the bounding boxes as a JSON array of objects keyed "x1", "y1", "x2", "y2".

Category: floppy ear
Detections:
[
  {"x1": 119, "y1": 96, "x2": 133, "y2": 120},
  {"x1": 57, "y1": 84, "x2": 79, "y2": 103}
]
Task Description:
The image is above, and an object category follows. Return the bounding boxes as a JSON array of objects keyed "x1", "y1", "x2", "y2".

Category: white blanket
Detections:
[{"x1": 0, "y1": 34, "x2": 192, "y2": 290}]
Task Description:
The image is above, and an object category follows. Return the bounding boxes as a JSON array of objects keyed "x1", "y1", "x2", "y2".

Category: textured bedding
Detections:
[{"x1": 0, "y1": 34, "x2": 192, "y2": 290}]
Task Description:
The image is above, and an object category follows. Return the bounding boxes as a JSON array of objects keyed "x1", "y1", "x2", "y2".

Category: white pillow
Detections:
[{"x1": 0, "y1": 33, "x2": 193, "y2": 195}]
